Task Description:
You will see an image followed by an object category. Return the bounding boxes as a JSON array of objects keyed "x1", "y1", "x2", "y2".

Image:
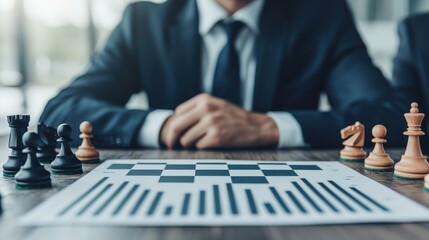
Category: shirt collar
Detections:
[{"x1": 196, "y1": 0, "x2": 265, "y2": 35}]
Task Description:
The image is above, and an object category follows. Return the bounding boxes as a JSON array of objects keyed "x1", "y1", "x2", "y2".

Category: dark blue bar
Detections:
[
  {"x1": 269, "y1": 187, "x2": 291, "y2": 213},
  {"x1": 289, "y1": 165, "x2": 322, "y2": 170},
  {"x1": 127, "y1": 170, "x2": 163, "y2": 176},
  {"x1": 301, "y1": 178, "x2": 338, "y2": 212},
  {"x1": 231, "y1": 176, "x2": 268, "y2": 184},
  {"x1": 59, "y1": 177, "x2": 108, "y2": 216},
  {"x1": 147, "y1": 192, "x2": 163, "y2": 216},
  {"x1": 318, "y1": 183, "x2": 355, "y2": 212},
  {"x1": 328, "y1": 181, "x2": 371, "y2": 212},
  {"x1": 159, "y1": 176, "x2": 195, "y2": 183},
  {"x1": 213, "y1": 185, "x2": 221, "y2": 215},
  {"x1": 226, "y1": 183, "x2": 238, "y2": 215},
  {"x1": 165, "y1": 164, "x2": 196, "y2": 170},
  {"x1": 292, "y1": 182, "x2": 323, "y2": 213},
  {"x1": 286, "y1": 190, "x2": 307, "y2": 213},
  {"x1": 228, "y1": 164, "x2": 260, "y2": 170},
  {"x1": 264, "y1": 203, "x2": 276, "y2": 214},
  {"x1": 196, "y1": 170, "x2": 230, "y2": 176},
  {"x1": 350, "y1": 187, "x2": 389, "y2": 212},
  {"x1": 199, "y1": 191, "x2": 206, "y2": 215},
  {"x1": 164, "y1": 206, "x2": 173, "y2": 216},
  {"x1": 245, "y1": 189, "x2": 258, "y2": 214},
  {"x1": 181, "y1": 193, "x2": 191, "y2": 216},
  {"x1": 112, "y1": 184, "x2": 139, "y2": 216},
  {"x1": 108, "y1": 164, "x2": 134, "y2": 170},
  {"x1": 130, "y1": 189, "x2": 150, "y2": 216},
  {"x1": 77, "y1": 184, "x2": 113, "y2": 216},
  {"x1": 262, "y1": 170, "x2": 297, "y2": 176},
  {"x1": 94, "y1": 181, "x2": 129, "y2": 216}
]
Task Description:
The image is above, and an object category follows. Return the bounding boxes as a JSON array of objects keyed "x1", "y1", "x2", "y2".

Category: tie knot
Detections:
[{"x1": 219, "y1": 20, "x2": 245, "y2": 41}]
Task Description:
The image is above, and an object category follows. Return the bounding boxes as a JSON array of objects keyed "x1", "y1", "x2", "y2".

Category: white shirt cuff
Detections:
[
  {"x1": 137, "y1": 109, "x2": 173, "y2": 148},
  {"x1": 267, "y1": 112, "x2": 306, "y2": 148}
]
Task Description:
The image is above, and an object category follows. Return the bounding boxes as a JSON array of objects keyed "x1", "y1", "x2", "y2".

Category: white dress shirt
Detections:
[{"x1": 137, "y1": 0, "x2": 305, "y2": 148}]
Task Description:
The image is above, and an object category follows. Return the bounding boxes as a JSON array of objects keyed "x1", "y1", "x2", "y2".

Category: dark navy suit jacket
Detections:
[
  {"x1": 392, "y1": 13, "x2": 429, "y2": 150},
  {"x1": 40, "y1": 0, "x2": 407, "y2": 148}
]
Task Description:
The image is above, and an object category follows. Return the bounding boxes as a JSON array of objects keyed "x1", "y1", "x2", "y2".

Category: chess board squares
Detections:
[
  {"x1": 107, "y1": 164, "x2": 135, "y2": 170},
  {"x1": 258, "y1": 163, "x2": 297, "y2": 176},
  {"x1": 164, "y1": 164, "x2": 196, "y2": 170},
  {"x1": 289, "y1": 165, "x2": 322, "y2": 170},
  {"x1": 160, "y1": 169, "x2": 195, "y2": 183},
  {"x1": 127, "y1": 163, "x2": 166, "y2": 176}
]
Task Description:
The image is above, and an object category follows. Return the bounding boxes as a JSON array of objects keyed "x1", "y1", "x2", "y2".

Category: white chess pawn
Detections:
[
  {"x1": 75, "y1": 121, "x2": 100, "y2": 164},
  {"x1": 364, "y1": 125, "x2": 394, "y2": 171}
]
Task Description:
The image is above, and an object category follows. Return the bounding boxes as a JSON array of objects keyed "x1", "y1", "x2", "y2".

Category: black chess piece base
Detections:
[
  {"x1": 15, "y1": 165, "x2": 52, "y2": 190},
  {"x1": 51, "y1": 155, "x2": 83, "y2": 175},
  {"x1": 16, "y1": 179, "x2": 52, "y2": 190},
  {"x1": 51, "y1": 168, "x2": 83, "y2": 175},
  {"x1": 3, "y1": 154, "x2": 26, "y2": 177}
]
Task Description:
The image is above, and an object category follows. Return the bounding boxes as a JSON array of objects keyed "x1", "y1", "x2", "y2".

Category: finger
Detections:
[
  {"x1": 175, "y1": 93, "x2": 208, "y2": 115},
  {"x1": 180, "y1": 117, "x2": 213, "y2": 148},
  {"x1": 164, "y1": 107, "x2": 206, "y2": 148},
  {"x1": 176, "y1": 94, "x2": 226, "y2": 115},
  {"x1": 195, "y1": 128, "x2": 221, "y2": 150}
]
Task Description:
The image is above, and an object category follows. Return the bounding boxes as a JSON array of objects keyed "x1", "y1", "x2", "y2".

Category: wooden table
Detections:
[{"x1": 1, "y1": 137, "x2": 429, "y2": 240}]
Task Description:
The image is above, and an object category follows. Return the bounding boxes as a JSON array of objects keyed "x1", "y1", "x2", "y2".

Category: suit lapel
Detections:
[
  {"x1": 252, "y1": 0, "x2": 292, "y2": 112},
  {"x1": 168, "y1": 0, "x2": 201, "y2": 104}
]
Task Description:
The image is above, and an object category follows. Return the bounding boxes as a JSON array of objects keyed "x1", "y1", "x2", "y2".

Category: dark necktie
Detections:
[{"x1": 212, "y1": 21, "x2": 245, "y2": 106}]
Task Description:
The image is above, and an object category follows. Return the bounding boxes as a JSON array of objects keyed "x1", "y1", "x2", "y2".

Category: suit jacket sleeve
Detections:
[
  {"x1": 392, "y1": 19, "x2": 423, "y2": 106},
  {"x1": 290, "y1": 0, "x2": 407, "y2": 148},
  {"x1": 40, "y1": 5, "x2": 148, "y2": 148}
]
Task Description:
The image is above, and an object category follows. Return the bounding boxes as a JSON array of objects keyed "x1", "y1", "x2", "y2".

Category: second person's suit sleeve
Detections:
[
  {"x1": 392, "y1": 19, "x2": 424, "y2": 105},
  {"x1": 290, "y1": 0, "x2": 407, "y2": 148}
]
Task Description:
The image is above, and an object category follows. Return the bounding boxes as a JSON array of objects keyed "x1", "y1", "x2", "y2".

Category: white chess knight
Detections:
[{"x1": 340, "y1": 121, "x2": 367, "y2": 161}]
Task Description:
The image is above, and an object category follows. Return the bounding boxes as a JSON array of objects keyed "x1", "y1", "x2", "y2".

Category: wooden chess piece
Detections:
[
  {"x1": 394, "y1": 102, "x2": 429, "y2": 180},
  {"x1": 75, "y1": 121, "x2": 100, "y2": 164},
  {"x1": 15, "y1": 132, "x2": 51, "y2": 190},
  {"x1": 425, "y1": 174, "x2": 429, "y2": 191},
  {"x1": 51, "y1": 123, "x2": 83, "y2": 175},
  {"x1": 364, "y1": 125, "x2": 394, "y2": 171},
  {"x1": 340, "y1": 121, "x2": 367, "y2": 161}
]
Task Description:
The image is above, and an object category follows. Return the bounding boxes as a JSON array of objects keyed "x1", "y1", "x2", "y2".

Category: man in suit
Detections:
[
  {"x1": 392, "y1": 13, "x2": 429, "y2": 150},
  {"x1": 40, "y1": 0, "x2": 406, "y2": 149}
]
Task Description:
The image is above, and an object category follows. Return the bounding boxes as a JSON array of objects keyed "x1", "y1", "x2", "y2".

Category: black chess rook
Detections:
[
  {"x1": 51, "y1": 123, "x2": 83, "y2": 175},
  {"x1": 3, "y1": 115, "x2": 30, "y2": 177}
]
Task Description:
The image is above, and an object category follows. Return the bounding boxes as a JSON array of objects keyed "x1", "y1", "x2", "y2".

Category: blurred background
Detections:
[{"x1": 0, "y1": 0, "x2": 428, "y2": 134}]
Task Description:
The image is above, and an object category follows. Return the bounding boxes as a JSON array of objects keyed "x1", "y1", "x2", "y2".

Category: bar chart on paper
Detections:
[{"x1": 21, "y1": 160, "x2": 429, "y2": 226}]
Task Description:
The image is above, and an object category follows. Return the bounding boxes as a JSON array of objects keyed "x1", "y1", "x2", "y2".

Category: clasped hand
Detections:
[{"x1": 160, "y1": 94, "x2": 279, "y2": 149}]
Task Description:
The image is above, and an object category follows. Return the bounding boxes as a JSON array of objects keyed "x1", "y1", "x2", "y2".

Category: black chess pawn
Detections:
[
  {"x1": 3, "y1": 115, "x2": 30, "y2": 177},
  {"x1": 15, "y1": 132, "x2": 52, "y2": 190},
  {"x1": 36, "y1": 122, "x2": 58, "y2": 164},
  {"x1": 51, "y1": 123, "x2": 83, "y2": 175}
]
